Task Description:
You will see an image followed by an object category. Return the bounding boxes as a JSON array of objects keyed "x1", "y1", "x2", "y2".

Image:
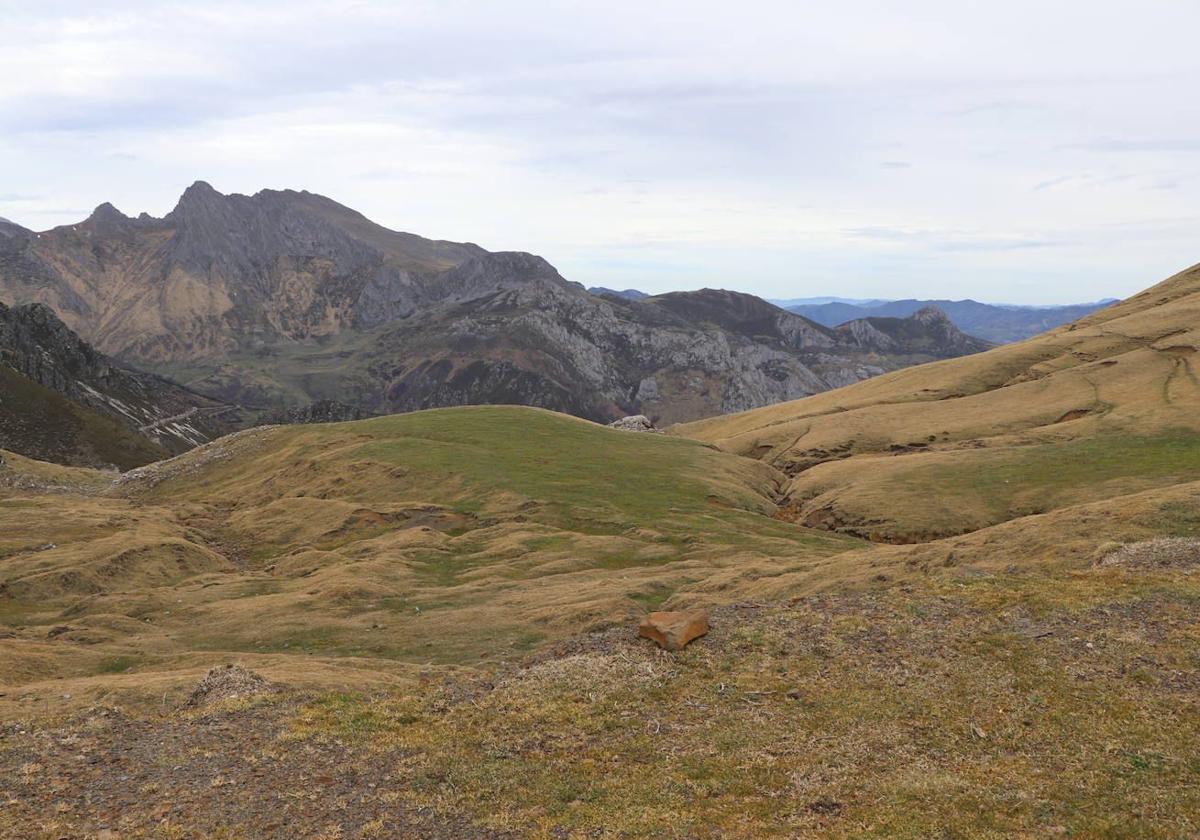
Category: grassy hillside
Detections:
[
  {"x1": 677, "y1": 261, "x2": 1200, "y2": 541},
  {"x1": 5, "y1": 458, "x2": 1200, "y2": 836},
  {"x1": 0, "y1": 406, "x2": 859, "y2": 702},
  {"x1": 283, "y1": 556, "x2": 1200, "y2": 837}
]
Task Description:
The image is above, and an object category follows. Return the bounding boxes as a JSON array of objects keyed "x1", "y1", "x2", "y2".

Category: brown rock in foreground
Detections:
[{"x1": 638, "y1": 609, "x2": 710, "y2": 651}]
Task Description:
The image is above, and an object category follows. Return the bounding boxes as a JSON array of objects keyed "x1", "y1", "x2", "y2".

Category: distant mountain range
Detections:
[
  {"x1": 596, "y1": 289, "x2": 1114, "y2": 344},
  {"x1": 0, "y1": 183, "x2": 993, "y2": 440},
  {"x1": 768, "y1": 296, "x2": 891, "y2": 307},
  {"x1": 781, "y1": 298, "x2": 1117, "y2": 343}
]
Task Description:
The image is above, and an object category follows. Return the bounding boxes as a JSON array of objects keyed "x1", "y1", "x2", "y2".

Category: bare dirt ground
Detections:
[{"x1": 0, "y1": 699, "x2": 507, "y2": 840}]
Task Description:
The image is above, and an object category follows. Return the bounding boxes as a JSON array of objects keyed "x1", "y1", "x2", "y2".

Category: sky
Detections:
[{"x1": 2, "y1": 1, "x2": 1199, "y2": 304}]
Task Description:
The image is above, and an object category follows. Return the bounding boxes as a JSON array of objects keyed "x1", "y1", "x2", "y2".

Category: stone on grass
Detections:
[
  {"x1": 638, "y1": 609, "x2": 710, "y2": 651},
  {"x1": 608, "y1": 415, "x2": 657, "y2": 433}
]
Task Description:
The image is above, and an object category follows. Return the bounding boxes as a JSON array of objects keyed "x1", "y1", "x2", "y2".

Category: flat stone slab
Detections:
[{"x1": 638, "y1": 609, "x2": 710, "y2": 651}]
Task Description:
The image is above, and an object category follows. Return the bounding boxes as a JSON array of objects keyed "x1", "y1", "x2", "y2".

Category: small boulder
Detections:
[
  {"x1": 638, "y1": 609, "x2": 710, "y2": 651},
  {"x1": 608, "y1": 415, "x2": 657, "y2": 433}
]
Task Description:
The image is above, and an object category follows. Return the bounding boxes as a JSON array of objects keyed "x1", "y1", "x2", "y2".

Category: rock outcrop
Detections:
[
  {"x1": 608, "y1": 415, "x2": 657, "y2": 432},
  {"x1": 186, "y1": 664, "x2": 277, "y2": 707}
]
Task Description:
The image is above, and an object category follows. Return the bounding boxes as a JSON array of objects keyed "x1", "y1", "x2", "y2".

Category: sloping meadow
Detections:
[{"x1": 0, "y1": 406, "x2": 860, "y2": 709}]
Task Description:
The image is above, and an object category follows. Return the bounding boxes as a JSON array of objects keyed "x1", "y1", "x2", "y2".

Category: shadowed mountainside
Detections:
[{"x1": 0, "y1": 300, "x2": 240, "y2": 467}]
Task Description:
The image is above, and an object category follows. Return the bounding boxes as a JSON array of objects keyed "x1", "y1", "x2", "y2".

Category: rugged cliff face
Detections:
[
  {"x1": 0, "y1": 301, "x2": 240, "y2": 467},
  {"x1": 0, "y1": 184, "x2": 991, "y2": 424},
  {"x1": 271, "y1": 280, "x2": 991, "y2": 425}
]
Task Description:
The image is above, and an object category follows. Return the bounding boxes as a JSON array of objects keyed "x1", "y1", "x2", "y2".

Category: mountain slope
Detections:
[
  {"x1": 269, "y1": 286, "x2": 990, "y2": 425},
  {"x1": 788, "y1": 297, "x2": 1114, "y2": 343},
  {"x1": 0, "y1": 364, "x2": 168, "y2": 469},
  {"x1": 0, "y1": 183, "x2": 487, "y2": 362},
  {"x1": 831, "y1": 305, "x2": 991, "y2": 356},
  {"x1": 677, "y1": 261, "x2": 1200, "y2": 541},
  {"x1": 0, "y1": 300, "x2": 240, "y2": 467},
  {"x1": 0, "y1": 185, "x2": 991, "y2": 424}
]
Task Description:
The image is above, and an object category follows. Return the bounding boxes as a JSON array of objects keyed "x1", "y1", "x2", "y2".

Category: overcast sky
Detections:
[{"x1": 2, "y1": 1, "x2": 1199, "y2": 303}]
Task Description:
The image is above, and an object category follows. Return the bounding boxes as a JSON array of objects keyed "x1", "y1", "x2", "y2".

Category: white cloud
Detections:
[{"x1": 1, "y1": 0, "x2": 1199, "y2": 303}]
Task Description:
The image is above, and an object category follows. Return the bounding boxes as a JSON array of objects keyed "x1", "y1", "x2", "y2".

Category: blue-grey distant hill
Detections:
[
  {"x1": 587, "y1": 287, "x2": 649, "y2": 300},
  {"x1": 768, "y1": 296, "x2": 890, "y2": 307},
  {"x1": 785, "y1": 298, "x2": 1116, "y2": 344}
]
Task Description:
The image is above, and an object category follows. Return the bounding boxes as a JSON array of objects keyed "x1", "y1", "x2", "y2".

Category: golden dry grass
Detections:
[{"x1": 676, "y1": 261, "x2": 1200, "y2": 541}]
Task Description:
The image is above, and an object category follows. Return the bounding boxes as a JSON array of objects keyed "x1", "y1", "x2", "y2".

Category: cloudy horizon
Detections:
[{"x1": 3, "y1": 0, "x2": 1200, "y2": 304}]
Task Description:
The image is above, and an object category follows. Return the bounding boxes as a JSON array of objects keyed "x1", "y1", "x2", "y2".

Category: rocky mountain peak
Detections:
[
  {"x1": 89, "y1": 201, "x2": 126, "y2": 219},
  {"x1": 835, "y1": 305, "x2": 992, "y2": 356},
  {"x1": 651, "y1": 288, "x2": 836, "y2": 351},
  {"x1": 911, "y1": 305, "x2": 953, "y2": 325},
  {"x1": 179, "y1": 179, "x2": 221, "y2": 201},
  {"x1": 654, "y1": 287, "x2": 784, "y2": 323},
  {"x1": 162, "y1": 180, "x2": 379, "y2": 279},
  {"x1": 166, "y1": 181, "x2": 232, "y2": 226},
  {"x1": 0, "y1": 183, "x2": 996, "y2": 424},
  {"x1": 400, "y1": 250, "x2": 573, "y2": 316},
  {"x1": 82, "y1": 202, "x2": 136, "y2": 236}
]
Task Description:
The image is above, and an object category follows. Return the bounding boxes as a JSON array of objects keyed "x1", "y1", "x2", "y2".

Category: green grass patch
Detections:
[{"x1": 920, "y1": 430, "x2": 1200, "y2": 513}]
